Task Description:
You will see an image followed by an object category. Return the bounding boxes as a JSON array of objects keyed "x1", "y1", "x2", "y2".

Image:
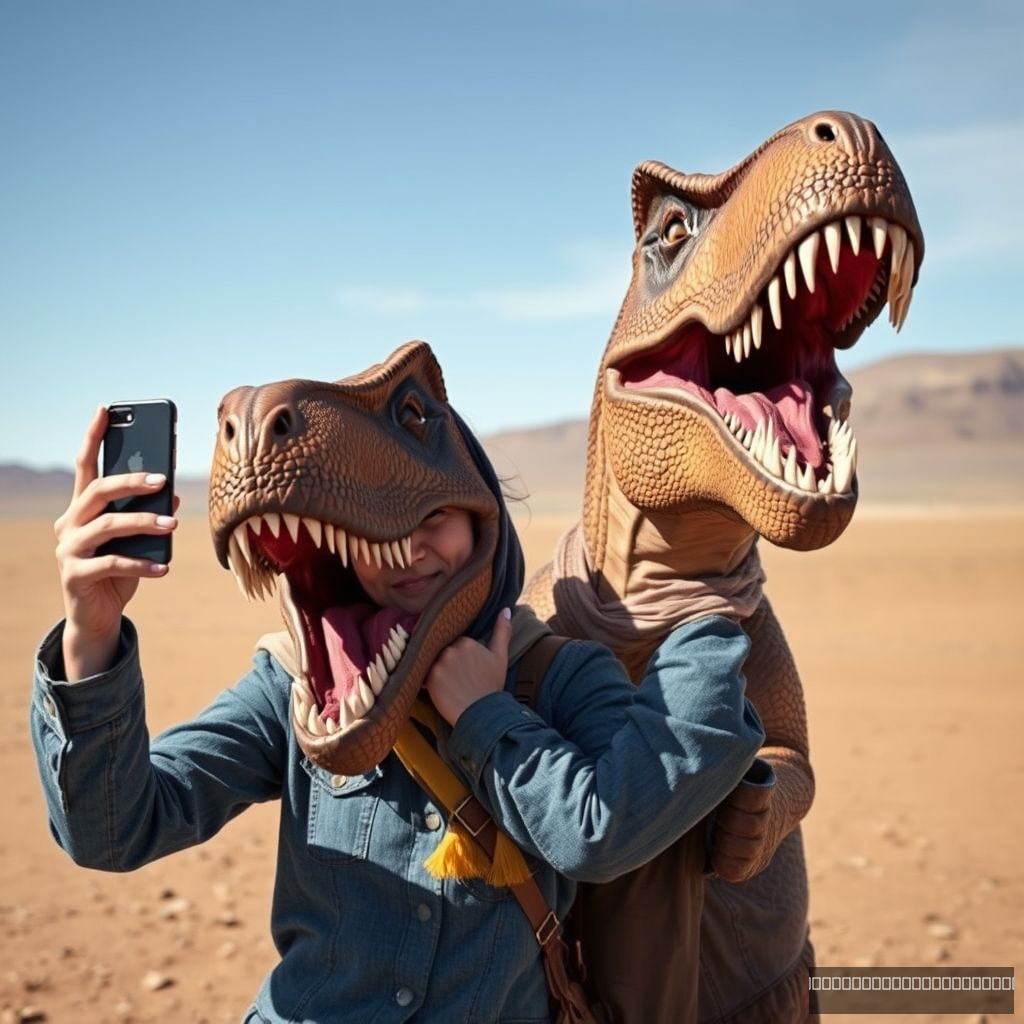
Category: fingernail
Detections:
[
  {"x1": 145, "y1": 473, "x2": 166, "y2": 486},
  {"x1": 501, "y1": 607, "x2": 512, "y2": 620},
  {"x1": 156, "y1": 515, "x2": 176, "y2": 528},
  {"x1": 150, "y1": 562, "x2": 169, "y2": 574}
]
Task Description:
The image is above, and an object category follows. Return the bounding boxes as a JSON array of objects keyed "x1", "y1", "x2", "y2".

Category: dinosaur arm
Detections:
[{"x1": 710, "y1": 596, "x2": 814, "y2": 882}]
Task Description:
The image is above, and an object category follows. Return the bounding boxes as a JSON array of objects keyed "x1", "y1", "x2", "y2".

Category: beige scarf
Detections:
[{"x1": 546, "y1": 523, "x2": 765, "y2": 677}]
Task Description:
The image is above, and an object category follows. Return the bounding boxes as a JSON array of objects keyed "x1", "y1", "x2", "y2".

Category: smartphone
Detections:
[{"x1": 99, "y1": 399, "x2": 177, "y2": 563}]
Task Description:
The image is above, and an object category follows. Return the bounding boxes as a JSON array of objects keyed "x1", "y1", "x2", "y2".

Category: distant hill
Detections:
[{"x1": 4, "y1": 349, "x2": 1023, "y2": 518}]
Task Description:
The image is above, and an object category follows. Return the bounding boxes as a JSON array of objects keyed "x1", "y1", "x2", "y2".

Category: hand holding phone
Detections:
[{"x1": 53, "y1": 402, "x2": 178, "y2": 681}]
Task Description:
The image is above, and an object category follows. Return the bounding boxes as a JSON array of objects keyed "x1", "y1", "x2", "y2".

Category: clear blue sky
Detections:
[{"x1": 2, "y1": 0, "x2": 1020, "y2": 474}]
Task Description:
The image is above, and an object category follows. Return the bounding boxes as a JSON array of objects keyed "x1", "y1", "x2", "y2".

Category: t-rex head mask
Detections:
[{"x1": 208, "y1": 341, "x2": 524, "y2": 774}]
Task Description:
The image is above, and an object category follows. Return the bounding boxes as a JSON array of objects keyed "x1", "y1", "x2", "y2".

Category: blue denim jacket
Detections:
[{"x1": 31, "y1": 615, "x2": 766, "y2": 1024}]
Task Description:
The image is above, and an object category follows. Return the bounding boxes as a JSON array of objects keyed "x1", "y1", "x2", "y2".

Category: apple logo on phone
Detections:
[{"x1": 127, "y1": 450, "x2": 145, "y2": 472}]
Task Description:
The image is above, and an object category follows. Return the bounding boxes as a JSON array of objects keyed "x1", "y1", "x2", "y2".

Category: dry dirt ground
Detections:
[{"x1": 1, "y1": 510, "x2": 1021, "y2": 1023}]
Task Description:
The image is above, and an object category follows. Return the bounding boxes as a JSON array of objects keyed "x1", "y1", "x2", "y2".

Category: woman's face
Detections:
[{"x1": 354, "y1": 507, "x2": 475, "y2": 615}]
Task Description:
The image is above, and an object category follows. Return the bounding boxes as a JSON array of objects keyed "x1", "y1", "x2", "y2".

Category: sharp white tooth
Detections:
[
  {"x1": 382, "y1": 541, "x2": 394, "y2": 568},
  {"x1": 819, "y1": 470, "x2": 835, "y2": 495},
  {"x1": 845, "y1": 215, "x2": 862, "y2": 256},
  {"x1": 261, "y1": 512, "x2": 280, "y2": 538},
  {"x1": 282, "y1": 513, "x2": 301, "y2": 543},
  {"x1": 784, "y1": 250, "x2": 798, "y2": 299},
  {"x1": 887, "y1": 225, "x2": 908, "y2": 321},
  {"x1": 742, "y1": 428, "x2": 753, "y2": 449},
  {"x1": 733, "y1": 331, "x2": 743, "y2": 363},
  {"x1": 870, "y1": 217, "x2": 887, "y2": 258},
  {"x1": 358, "y1": 675, "x2": 375, "y2": 708},
  {"x1": 366, "y1": 663, "x2": 384, "y2": 695},
  {"x1": 358, "y1": 536, "x2": 371, "y2": 566},
  {"x1": 303, "y1": 517, "x2": 323, "y2": 548},
  {"x1": 325, "y1": 716, "x2": 338, "y2": 735},
  {"x1": 336, "y1": 527, "x2": 349, "y2": 567},
  {"x1": 247, "y1": 515, "x2": 262, "y2": 539},
  {"x1": 396, "y1": 623, "x2": 410, "y2": 642},
  {"x1": 767, "y1": 276, "x2": 783, "y2": 330},
  {"x1": 401, "y1": 536, "x2": 413, "y2": 566},
  {"x1": 348, "y1": 533, "x2": 360, "y2": 567},
  {"x1": 751, "y1": 420, "x2": 767, "y2": 460},
  {"x1": 764, "y1": 436, "x2": 783, "y2": 478},
  {"x1": 390, "y1": 540, "x2": 405, "y2": 569},
  {"x1": 374, "y1": 653, "x2": 388, "y2": 682},
  {"x1": 382, "y1": 644, "x2": 397, "y2": 672},
  {"x1": 783, "y1": 446, "x2": 798, "y2": 485},
  {"x1": 234, "y1": 525, "x2": 253, "y2": 567},
  {"x1": 750, "y1": 304, "x2": 763, "y2": 349},
  {"x1": 307, "y1": 705, "x2": 324, "y2": 736},
  {"x1": 371, "y1": 542, "x2": 383, "y2": 569},
  {"x1": 798, "y1": 462, "x2": 816, "y2": 491},
  {"x1": 834, "y1": 440, "x2": 857, "y2": 493},
  {"x1": 324, "y1": 523, "x2": 336, "y2": 554},
  {"x1": 348, "y1": 687, "x2": 369, "y2": 719},
  {"x1": 828, "y1": 417, "x2": 838, "y2": 442},
  {"x1": 824, "y1": 222, "x2": 842, "y2": 273},
  {"x1": 227, "y1": 537, "x2": 251, "y2": 599},
  {"x1": 897, "y1": 283, "x2": 915, "y2": 333},
  {"x1": 725, "y1": 334, "x2": 732, "y2": 358},
  {"x1": 389, "y1": 627, "x2": 407, "y2": 652},
  {"x1": 742, "y1": 323, "x2": 752, "y2": 359},
  {"x1": 894, "y1": 240, "x2": 915, "y2": 330},
  {"x1": 798, "y1": 232, "x2": 819, "y2": 294}
]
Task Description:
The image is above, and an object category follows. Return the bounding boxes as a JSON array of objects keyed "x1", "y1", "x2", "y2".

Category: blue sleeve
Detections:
[
  {"x1": 30, "y1": 618, "x2": 287, "y2": 872},
  {"x1": 446, "y1": 615, "x2": 766, "y2": 883}
]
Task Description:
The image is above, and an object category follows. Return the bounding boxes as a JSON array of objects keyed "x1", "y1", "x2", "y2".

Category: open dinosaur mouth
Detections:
[
  {"x1": 223, "y1": 511, "x2": 452, "y2": 736},
  {"x1": 615, "y1": 214, "x2": 917, "y2": 495}
]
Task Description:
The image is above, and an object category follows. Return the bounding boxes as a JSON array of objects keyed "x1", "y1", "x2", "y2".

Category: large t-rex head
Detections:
[
  {"x1": 208, "y1": 342, "x2": 501, "y2": 774},
  {"x1": 592, "y1": 111, "x2": 924, "y2": 551}
]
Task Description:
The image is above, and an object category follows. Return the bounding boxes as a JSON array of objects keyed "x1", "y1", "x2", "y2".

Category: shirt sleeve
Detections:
[
  {"x1": 30, "y1": 617, "x2": 287, "y2": 872},
  {"x1": 446, "y1": 615, "x2": 768, "y2": 883}
]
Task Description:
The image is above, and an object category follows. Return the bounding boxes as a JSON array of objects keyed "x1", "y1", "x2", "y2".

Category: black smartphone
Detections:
[{"x1": 99, "y1": 399, "x2": 177, "y2": 563}]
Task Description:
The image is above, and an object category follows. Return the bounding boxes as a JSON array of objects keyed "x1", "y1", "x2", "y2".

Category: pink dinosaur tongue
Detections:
[
  {"x1": 320, "y1": 604, "x2": 417, "y2": 724},
  {"x1": 714, "y1": 380, "x2": 825, "y2": 468}
]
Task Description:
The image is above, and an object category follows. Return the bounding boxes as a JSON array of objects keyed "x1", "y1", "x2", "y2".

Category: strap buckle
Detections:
[
  {"x1": 451, "y1": 795, "x2": 489, "y2": 837},
  {"x1": 535, "y1": 910, "x2": 560, "y2": 947}
]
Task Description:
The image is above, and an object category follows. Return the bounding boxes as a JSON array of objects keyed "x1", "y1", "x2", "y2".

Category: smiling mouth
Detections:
[
  {"x1": 614, "y1": 215, "x2": 918, "y2": 496},
  {"x1": 221, "y1": 511, "x2": 438, "y2": 736}
]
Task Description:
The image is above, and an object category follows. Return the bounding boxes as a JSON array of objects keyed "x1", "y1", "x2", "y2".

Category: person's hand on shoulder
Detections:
[
  {"x1": 426, "y1": 607, "x2": 512, "y2": 726},
  {"x1": 54, "y1": 406, "x2": 178, "y2": 681}
]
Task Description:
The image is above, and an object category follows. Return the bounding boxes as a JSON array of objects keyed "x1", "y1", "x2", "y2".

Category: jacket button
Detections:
[
  {"x1": 416, "y1": 903, "x2": 432, "y2": 922},
  {"x1": 395, "y1": 986, "x2": 414, "y2": 1007},
  {"x1": 330, "y1": 774, "x2": 347, "y2": 789},
  {"x1": 424, "y1": 812, "x2": 442, "y2": 831}
]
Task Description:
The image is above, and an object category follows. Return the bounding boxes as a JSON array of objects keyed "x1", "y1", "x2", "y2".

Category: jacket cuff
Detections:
[
  {"x1": 446, "y1": 690, "x2": 537, "y2": 782},
  {"x1": 33, "y1": 618, "x2": 143, "y2": 735}
]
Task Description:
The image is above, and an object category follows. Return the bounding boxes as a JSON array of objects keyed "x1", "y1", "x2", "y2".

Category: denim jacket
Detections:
[{"x1": 31, "y1": 615, "x2": 766, "y2": 1024}]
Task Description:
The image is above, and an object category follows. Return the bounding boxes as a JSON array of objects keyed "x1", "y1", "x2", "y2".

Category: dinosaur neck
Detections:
[{"x1": 584, "y1": 467, "x2": 757, "y2": 601}]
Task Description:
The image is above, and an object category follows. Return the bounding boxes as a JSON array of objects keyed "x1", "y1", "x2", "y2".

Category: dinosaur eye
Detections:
[
  {"x1": 662, "y1": 215, "x2": 690, "y2": 246},
  {"x1": 399, "y1": 394, "x2": 427, "y2": 428}
]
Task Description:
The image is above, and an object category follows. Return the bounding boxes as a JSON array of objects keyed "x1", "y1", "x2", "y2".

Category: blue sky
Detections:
[{"x1": 2, "y1": 0, "x2": 1020, "y2": 474}]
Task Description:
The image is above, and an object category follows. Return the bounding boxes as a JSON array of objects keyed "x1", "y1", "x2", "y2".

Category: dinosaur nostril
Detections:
[
  {"x1": 814, "y1": 122, "x2": 837, "y2": 142},
  {"x1": 271, "y1": 410, "x2": 292, "y2": 438}
]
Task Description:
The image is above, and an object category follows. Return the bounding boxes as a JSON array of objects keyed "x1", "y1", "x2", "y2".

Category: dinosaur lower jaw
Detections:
[{"x1": 612, "y1": 213, "x2": 918, "y2": 496}]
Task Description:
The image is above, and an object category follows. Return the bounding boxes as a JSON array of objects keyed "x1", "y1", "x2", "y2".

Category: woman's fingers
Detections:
[
  {"x1": 62, "y1": 552, "x2": 169, "y2": 587},
  {"x1": 63, "y1": 472, "x2": 168, "y2": 530},
  {"x1": 72, "y1": 406, "x2": 108, "y2": 500},
  {"x1": 60, "y1": 511, "x2": 177, "y2": 558}
]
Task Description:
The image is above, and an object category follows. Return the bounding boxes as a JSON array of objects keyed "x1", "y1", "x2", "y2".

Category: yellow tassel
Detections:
[
  {"x1": 486, "y1": 831, "x2": 534, "y2": 887},
  {"x1": 423, "y1": 825, "x2": 493, "y2": 880}
]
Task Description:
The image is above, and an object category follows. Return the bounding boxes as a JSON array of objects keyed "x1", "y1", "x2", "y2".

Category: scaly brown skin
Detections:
[
  {"x1": 525, "y1": 112, "x2": 923, "y2": 1023},
  {"x1": 208, "y1": 342, "x2": 499, "y2": 775}
]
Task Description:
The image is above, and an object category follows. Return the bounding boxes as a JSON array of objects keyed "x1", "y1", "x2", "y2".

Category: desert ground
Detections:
[{"x1": 1, "y1": 508, "x2": 1021, "y2": 1023}]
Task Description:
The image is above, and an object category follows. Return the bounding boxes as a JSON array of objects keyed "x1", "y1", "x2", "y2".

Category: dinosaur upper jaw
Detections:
[
  {"x1": 221, "y1": 507, "x2": 496, "y2": 774},
  {"x1": 607, "y1": 213, "x2": 917, "y2": 547}
]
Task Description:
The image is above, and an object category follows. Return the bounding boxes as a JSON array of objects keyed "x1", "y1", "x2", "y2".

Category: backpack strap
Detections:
[{"x1": 513, "y1": 633, "x2": 570, "y2": 707}]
